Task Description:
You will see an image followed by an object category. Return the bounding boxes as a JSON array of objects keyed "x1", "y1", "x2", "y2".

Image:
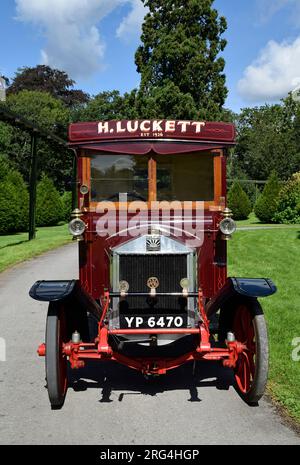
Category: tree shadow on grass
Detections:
[{"x1": 0, "y1": 239, "x2": 28, "y2": 249}]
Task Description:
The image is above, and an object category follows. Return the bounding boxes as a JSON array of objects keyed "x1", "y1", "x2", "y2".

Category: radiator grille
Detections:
[{"x1": 119, "y1": 254, "x2": 187, "y2": 312}]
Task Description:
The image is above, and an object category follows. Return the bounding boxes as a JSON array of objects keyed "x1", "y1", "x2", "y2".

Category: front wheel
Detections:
[
  {"x1": 45, "y1": 302, "x2": 68, "y2": 409},
  {"x1": 233, "y1": 300, "x2": 269, "y2": 404}
]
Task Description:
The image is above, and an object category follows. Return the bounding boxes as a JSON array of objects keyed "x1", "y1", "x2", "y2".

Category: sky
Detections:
[{"x1": 1, "y1": 0, "x2": 300, "y2": 113}]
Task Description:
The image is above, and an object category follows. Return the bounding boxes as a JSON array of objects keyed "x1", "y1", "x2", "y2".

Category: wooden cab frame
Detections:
[{"x1": 78, "y1": 148, "x2": 226, "y2": 212}]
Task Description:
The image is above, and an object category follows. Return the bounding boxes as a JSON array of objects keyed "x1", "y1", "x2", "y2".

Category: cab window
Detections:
[
  {"x1": 90, "y1": 154, "x2": 148, "y2": 201},
  {"x1": 156, "y1": 153, "x2": 214, "y2": 201},
  {"x1": 89, "y1": 151, "x2": 214, "y2": 202}
]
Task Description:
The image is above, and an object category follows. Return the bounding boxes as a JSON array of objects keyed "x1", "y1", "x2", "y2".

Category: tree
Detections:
[
  {"x1": 6, "y1": 170, "x2": 29, "y2": 231},
  {"x1": 0, "y1": 179, "x2": 20, "y2": 234},
  {"x1": 0, "y1": 169, "x2": 28, "y2": 234},
  {"x1": 0, "y1": 154, "x2": 11, "y2": 181},
  {"x1": 7, "y1": 65, "x2": 89, "y2": 108},
  {"x1": 273, "y1": 172, "x2": 300, "y2": 224},
  {"x1": 226, "y1": 160, "x2": 260, "y2": 208},
  {"x1": 135, "y1": 0, "x2": 228, "y2": 120},
  {"x1": 135, "y1": 81, "x2": 199, "y2": 120},
  {"x1": 234, "y1": 97, "x2": 300, "y2": 181},
  {"x1": 227, "y1": 181, "x2": 252, "y2": 220},
  {"x1": 61, "y1": 191, "x2": 73, "y2": 222},
  {"x1": 254, "y1": 171, "x2": 281, "y2": 223},
  {"x1": 36, "y1": 175, "x2": 63, "y2": 226},
  {"x1": 0, "y1": 123, "x2": 13, "y2": 158},
  {"x1": 3, "y1": 90, "x2": 73, "y2": 190},
  {"x1": 6, "y1": 89, "x2": 70, "y2": 132},
  {"x1": 74, "y1": 90, "x2": 138, "y2": 122}
]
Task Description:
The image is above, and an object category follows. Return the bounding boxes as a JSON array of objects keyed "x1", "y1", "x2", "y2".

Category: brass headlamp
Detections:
[
  {"x1": 69, "y1": 209, "x2": 85, "y2": 241},
  {"x1": 219, "y1": 208, "x2": 236, "y2": 240}
]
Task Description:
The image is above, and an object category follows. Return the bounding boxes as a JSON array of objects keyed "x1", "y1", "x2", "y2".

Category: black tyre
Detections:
[{"x1": 45, "y1": 302, "x2": 68, "y2": 409}]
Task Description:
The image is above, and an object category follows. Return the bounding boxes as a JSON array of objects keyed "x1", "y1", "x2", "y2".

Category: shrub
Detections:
[
  {"x1": 0, "y1": 154, "x2": 10, "y2": 181},
  {"x1": 36, "y1": 174, "x2": 63, "y2": 226},
  {"x1": 0, "y1": 169, "x2": 29, "y2": 234},
  {"x1": 254, "y1": 171, "x2": 281, "y2": 223},
  {"x1": 243, "y1": 182, "x2": 259, "y2": 208},
  {"x1": 6, "y1": 170, "x2": 29, "y2": 232},
  {"x1": 0, "y1": 180, "x2": 20, "y2": 234},
  {"x1": 273, "y1": 172, "x2": 300, "y2": 224},
  {"x1": 227, "y1": 181, "x2": 252, "y2": 220},
  {"x1": 61, "y1": 191, "x2": 73, "y2": 222}
]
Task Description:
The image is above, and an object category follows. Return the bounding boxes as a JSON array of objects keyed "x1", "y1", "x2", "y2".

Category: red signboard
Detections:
[{"x1": 69, "y1": 120, "x2": 236, "y2": 144}]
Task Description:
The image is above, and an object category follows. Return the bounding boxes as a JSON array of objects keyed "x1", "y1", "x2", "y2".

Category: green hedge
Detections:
[
  {"x1": 254, "y1": 171, "x2": 281, "y2": 223},
  {"x1": 0, "y1": 156, "x2": 72, "y2": 233},
  {"x1": 61, "y1": 191, "x2": 73, "y2": 222},
  {"x1": 227, "y1": 181, "x2": 252, "y2": 220},
  {"x1": 0, "y1": 159, "x2": 29, "y2": 234},
  {"x1": 0, "y1": 179, "x2": 22, "y2": 234},
  {"x1": 273, "y1": 172, "x2": 300, "y2": 224},
  {"x1": 36, "y1": 174, "x2": 64, "y2": 227}
]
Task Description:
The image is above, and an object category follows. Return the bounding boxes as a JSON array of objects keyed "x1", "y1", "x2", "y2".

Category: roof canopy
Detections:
[
  {"x1": 82, "y1": 142, "x2": 223, "y2": 155},
  {"x1": 69, "y1": 120, "x2": 236, "y2": 148}
]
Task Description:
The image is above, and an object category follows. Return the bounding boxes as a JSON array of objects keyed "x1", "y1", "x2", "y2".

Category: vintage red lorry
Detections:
[{"x1": 29, "y1": 119, "x2": 276, "y2": 408}]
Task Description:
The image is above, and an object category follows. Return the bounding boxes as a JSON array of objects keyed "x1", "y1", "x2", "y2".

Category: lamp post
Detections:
[{"x1": 28, "y1": 131, "x2": 38, "y2": 240}]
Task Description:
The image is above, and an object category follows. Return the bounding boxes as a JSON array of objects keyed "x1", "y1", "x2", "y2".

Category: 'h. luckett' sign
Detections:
[
  {"x1": 68, "y1": 120, "x2": 236, "y2": 144},
  {"x1": 98, "y1": 120, "x2": 206, "y2": 135}
]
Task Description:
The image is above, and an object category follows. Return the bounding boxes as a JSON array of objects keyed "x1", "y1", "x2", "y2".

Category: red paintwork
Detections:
[
  {"x1": 72, "y1": 121, "x2": 235, "y2": 302},
  {"x1": 60, "y1": 340, "x2": 245, "y2": 376},
  {"x1": 50, "y1": 119, "x2": 238, "y2": 376},
  {"x1": 39, "y1": 288, "x2": 246, "y2": 375},
  {"x1": 37, "y1": 344, "x2": 46, "y2": 357},
  {"x1": 69, "y1": 120, "x2": 236, "y2": 144},
  {"x1": 77, "y1": 142, "x2": 224, "y2": 154},
  {"x1": 79, "y1": 208, "x2": 226, "y2": 300},
  {"x1": 233, "y1": 305, "x2": 256, "y2": 393}
]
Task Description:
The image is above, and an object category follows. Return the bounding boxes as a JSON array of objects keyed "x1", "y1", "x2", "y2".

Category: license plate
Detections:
[{"x1": 120, "y1": 314, "x2": 187, "y2": 329}]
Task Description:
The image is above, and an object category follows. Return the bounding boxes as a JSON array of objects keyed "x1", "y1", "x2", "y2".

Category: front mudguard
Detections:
[
  {"x1": 29, "y1": 280, "x2": 102, "y2": 341},
  {"x1": 29, "y1": 280, "x2": 101, "y2": 319},
  {"x1": 205, "y1": 277, "x2": 277, "y2": 318},
  {"x1": 29, "y1": 280, "x2": 77, "y2": 302}
]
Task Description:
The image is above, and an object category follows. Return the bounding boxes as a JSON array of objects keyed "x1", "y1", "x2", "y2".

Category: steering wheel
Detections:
[{"x1": 106, "y1": 191, "x2": 147, "y2": 202}]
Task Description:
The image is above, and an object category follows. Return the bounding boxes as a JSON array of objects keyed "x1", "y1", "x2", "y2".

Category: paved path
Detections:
[{"x1": 0, "y1": 244, "x2": 299, "y2": 445}]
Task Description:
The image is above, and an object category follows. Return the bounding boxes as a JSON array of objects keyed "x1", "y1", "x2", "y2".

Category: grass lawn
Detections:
[
  {"x1": 0, "y1": 224, "x2": 71, "y2": 273},
  {"x1": 228, "y1": 228, "x2": 300, "y2": 423},
  {"x1": 237, "y1": 212, "x2": 300, "y2": 228},
  {"x1": 236, "y1": 212, "x2": 264, "y2": 226}
]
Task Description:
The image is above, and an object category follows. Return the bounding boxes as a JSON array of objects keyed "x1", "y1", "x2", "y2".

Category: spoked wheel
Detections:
[
  {"x1": 233, "y1": 299, "x2": 269, "y2": 404},
  {"x1": 45, "y1": 302, "x2": 68, "y2": 409}
]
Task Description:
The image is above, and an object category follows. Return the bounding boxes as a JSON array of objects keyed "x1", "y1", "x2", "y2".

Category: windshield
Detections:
[
  {"x1": 89, "y1": 152, "x2": 215, "y2": 202},
  {"x1": 91, "y1": 154, "x2": 148, "y2": 201},
  {"x1": 155, "y1": 153, "x2": 214, "y2": 201}
]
